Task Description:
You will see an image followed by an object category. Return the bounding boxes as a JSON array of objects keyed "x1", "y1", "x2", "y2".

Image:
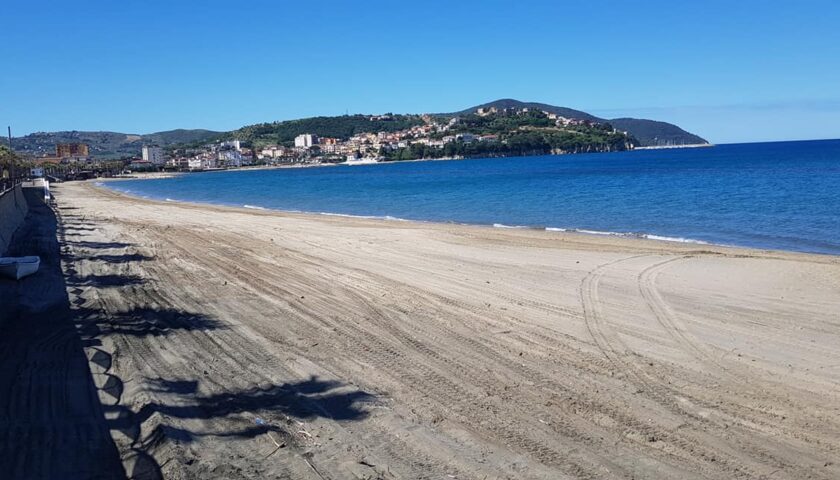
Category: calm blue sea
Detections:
[{"x1": 104, "y1": 139, "x2": 840, "y2": 255}]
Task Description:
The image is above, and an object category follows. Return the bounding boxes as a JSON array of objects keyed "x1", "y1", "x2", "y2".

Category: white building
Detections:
[
  {"x1": 294, "y1": 134, "x2": 318, "y2": 148},
  {"x1": 142, "y1": 145, "x2": 165, "y2": 165},
  {"x1": 218, "y1": 149, "x2": 242, "y2": 167},
  {"x1": 220, "y1": 140, "x2": 241, "y2": 151}
]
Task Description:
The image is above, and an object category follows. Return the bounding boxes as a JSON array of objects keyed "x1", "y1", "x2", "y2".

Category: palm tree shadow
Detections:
[{"x1": 147, "y1": 375, "x2": 375, "y2": 423}]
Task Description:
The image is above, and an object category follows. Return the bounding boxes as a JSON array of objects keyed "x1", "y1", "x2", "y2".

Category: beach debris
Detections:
[{"x1": 254, "y1": 417, "x2": 286, "y2": 454}]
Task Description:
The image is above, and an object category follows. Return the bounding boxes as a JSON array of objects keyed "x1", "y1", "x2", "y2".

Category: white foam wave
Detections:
[
  {"x1": 243, "y1": 204, "x2": 267, "y2": 210},
  {"x1": 548, "y1": 227, "x2": 709, "y2": 245},
  {"x1": 319, "y1": 212, "x2": 409, "y2": 222},
  {"x1": 642, "y1": 234, "x2": 708, "y2": 244},
  {"x1": 493, "y1": 223, "x2": 529, "y2": 229},
  {"x1": 576, "y1": 229, "x2": 619, "y2": 236}
]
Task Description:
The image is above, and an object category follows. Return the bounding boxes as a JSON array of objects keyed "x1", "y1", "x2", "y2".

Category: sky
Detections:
[{"x1": 2, "y1": 0, "x2": 839, "y2": 144}]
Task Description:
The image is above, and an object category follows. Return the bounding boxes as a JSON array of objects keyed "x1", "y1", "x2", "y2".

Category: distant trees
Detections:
[{"x1": 228, "y1": 115, "x2": 425, "y2": 147}]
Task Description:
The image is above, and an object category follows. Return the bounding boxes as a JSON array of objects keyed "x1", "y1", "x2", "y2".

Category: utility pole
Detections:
[
  {"x1": 7, "y1": 127, "x2": 13, "y2": 182},
  {"x1": 7, "y1": 126, "x2": 16, "y2": 206}
]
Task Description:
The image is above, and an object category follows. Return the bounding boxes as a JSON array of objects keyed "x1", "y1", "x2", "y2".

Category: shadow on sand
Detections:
[
  {"x1": 0, "y1": 189, "x2": 125, "y2": 479},
  {"x1": 2, "y1": 199, "x2": 375, "y2": 479}
]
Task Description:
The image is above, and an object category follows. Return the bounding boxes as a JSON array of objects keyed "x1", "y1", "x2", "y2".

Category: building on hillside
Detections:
[
  {"x1": 217, "y1": 149, "x2": 242, "y2": 167},
  {"x1": 142, "y1": 145, "x2": 165, "y2": 165},
  {"x1": 294, "y1": 134, "x2": 318, "y2": 148},
  {"x1": 220, "y1": 140, "x2": 241, "y2": 151},
  {"x1": 259, "y1": 145, "x2": 287, "y2": 159},
  {"x1": 56, "y1": 143, "x2": 89, "y2": 158},
  {"x1": 128, "y1": 160, "x2": 155, "y2": 171},
  {"x1": 175, "y1": 157, "x2": 206, "y2": 170}
]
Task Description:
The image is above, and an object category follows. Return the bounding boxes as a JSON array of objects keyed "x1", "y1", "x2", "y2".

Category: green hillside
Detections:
[
  {"x1": 449, "y1": 99, "x2": 708, "y2": 146},
  {"x1": 11, "y1": 98, "x2": 708, "y2": 157},
  {"x1": 226, "y1": 115, "x2": 424, "y2": 147},
  {"x1": 12, "y1": 129, "x2": 222, "y2": 158}
]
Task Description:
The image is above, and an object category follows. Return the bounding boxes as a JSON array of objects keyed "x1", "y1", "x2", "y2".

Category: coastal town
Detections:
[{"x1": 19, "y1": 106, "x2": 633, "y2": 176}]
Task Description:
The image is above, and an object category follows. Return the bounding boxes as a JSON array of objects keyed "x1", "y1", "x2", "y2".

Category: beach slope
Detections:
[{"x1": 11, "y1": 181, "x2": 840, "y2": 479}]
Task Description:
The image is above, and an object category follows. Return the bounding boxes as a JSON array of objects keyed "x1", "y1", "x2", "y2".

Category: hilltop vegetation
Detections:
[
  {"x1": 11, "y1": 129, "x2": 222, "y2": 158},
  {"x1": 226, "y1": 115, "x2": 424, "y2": 148},
  {"x1": 447, "y1": 99, "x2": 708, "y2": 147},
  {"x1": 385, "y1": 109, "x2": 635, "y2": 161},
  {"x1": 445, "y1": 99, "x2": 601, "y2": 122},
  {"x1": 608, "y1": 118, "x2": 707, "y2": 146}
]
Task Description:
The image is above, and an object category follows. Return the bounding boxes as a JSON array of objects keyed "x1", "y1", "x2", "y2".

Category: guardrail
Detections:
[{"x1": 0, "y1": 178, "x2": 24, "y2": 198}]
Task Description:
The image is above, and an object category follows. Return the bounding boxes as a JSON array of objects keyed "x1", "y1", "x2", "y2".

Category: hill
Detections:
[
  {"x1": 11, "y1": 99, "x2": 707, "y2": 157},
  {"x1": 140, "y1": 129, "x2": 222, "y2": 147},
  {"x1": 12, "y1": 129, "x2": 222, "y2": 158},
  {"x1": 447, "y1": 99, "x2": 708, "y2": 146},
  {"x1": 607, "y1": 118, "x2": 707, "y2": 146},
  {"x1": 226, "y1": 115, "x2": 424, "y2": 147},
  {"x1": 227, "y1": 99, "x2": 705, "y2": 149},
  {"x1": 446, "y1": 98, "x2": 601, "y2": 122}
]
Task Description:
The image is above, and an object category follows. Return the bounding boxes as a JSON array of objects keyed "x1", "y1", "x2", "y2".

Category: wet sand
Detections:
[{"x1": 2, "y1": 181, "x2": 839, "y2": 479}]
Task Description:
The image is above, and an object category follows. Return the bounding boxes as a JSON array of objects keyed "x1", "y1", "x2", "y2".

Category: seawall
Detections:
[{"x1": 0, "y1": 185, "x2": 30, "y2": 255}]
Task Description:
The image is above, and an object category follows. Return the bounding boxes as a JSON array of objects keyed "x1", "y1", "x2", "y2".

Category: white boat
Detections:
[{"x1": 0, "y1": 256, "x2": 40, "y2": 280}]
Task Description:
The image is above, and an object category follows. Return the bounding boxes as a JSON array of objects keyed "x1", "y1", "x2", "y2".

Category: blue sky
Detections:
[{"x1": 2, "y1": 0, "x2": 839, "y2": 143}]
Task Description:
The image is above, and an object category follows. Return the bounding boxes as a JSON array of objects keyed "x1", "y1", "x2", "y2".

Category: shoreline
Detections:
[{"x1": 95, "y1": 179, "x2": 838, "y2": 258}]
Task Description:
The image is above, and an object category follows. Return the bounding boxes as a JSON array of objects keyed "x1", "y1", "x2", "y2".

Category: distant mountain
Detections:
[
  {"x1": 139, "y1": 129, "x2": 223, "y2": 147},
  {"x1": 12, "y1": 129, "x2": 222, "y2": 158},
  {"x1": 11, "y1": 99, "x2": 707, "y2": 157},
  {"x1": 446, "y1": 99, "x2": 708, "y2": 146},
  {"x1": 446, "y1": 99, "x2": 601, "y2": 123},
  {"x1": 606, "y1": 118, "x2": 707, "y2": 146}
]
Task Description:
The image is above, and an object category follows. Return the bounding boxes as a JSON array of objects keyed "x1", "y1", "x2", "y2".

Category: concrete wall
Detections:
[{"x1": 0, "y1": 185, "x2": 30, "y2": 256}]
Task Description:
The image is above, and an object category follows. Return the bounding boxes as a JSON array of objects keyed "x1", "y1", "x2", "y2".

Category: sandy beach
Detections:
[{"x1": 2, "y1": 181, "x2": 839, "y2": 479}]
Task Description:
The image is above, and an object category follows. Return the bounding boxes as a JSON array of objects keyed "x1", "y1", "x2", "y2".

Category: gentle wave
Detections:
[
  {"x1": 544, "y1": 227, "x2": 708, "y2": 245},
  {"x1": 318, "y1": 211, "x2": 409, "y2": 222},
  {"x1": 243, "y1": 204, "x2": 267, "y2": 210},
  {"x1": 643, "y1": 234, "x2": 708, "y2": 245}
]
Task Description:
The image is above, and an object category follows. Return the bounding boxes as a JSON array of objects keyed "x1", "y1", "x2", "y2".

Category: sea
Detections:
[{"x1": 103, "y1": 139, "x2": 840, "y2": 255}]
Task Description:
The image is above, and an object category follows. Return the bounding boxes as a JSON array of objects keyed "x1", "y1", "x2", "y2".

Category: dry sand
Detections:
[{"x1": 3, "y1": 181, "x2": 840, "y2": 479}]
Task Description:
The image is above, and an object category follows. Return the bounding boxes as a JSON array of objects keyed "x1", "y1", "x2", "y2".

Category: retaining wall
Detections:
[{"x1": 0, "y1": 185, "x2": 30, "y2": 255}]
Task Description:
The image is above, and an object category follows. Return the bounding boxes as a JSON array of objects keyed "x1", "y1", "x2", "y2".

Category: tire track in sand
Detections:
[
  {"x1": 581, "y1": 255, "x2": 836, "y2": 478},
  {"x1": 637, "y1": 256, "x2": 840, "y2": 457}
]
